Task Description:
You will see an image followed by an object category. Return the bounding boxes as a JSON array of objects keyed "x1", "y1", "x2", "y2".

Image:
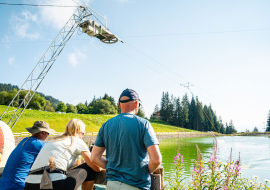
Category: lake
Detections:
[{"x1": 159, "y1": 136, "x2": 270, "y2": 182}]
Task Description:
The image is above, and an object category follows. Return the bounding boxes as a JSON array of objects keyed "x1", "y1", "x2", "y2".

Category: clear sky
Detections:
[{"x1": 1, "y1": 0, "x2": 270, "y2": 132}]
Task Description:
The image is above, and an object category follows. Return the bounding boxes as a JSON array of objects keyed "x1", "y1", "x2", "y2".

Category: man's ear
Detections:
[
  {"x1": 135, "y1": 101, "x2": 139, "y2": 108},
  {"x1": 118, "y1": 102, "x2": 121, "y2": 108}
]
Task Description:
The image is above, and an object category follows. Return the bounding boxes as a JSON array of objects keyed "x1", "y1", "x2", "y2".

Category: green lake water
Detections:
[{"x1": 159, "y1": 136, "x2": 270, "y2": 182}]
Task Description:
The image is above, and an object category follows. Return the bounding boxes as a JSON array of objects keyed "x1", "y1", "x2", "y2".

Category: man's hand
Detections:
[
  {"x1": 91, "y1": 145, "x2": 107, "y2": 169},
  {"x1": 147, "y1": 144, "x2": 162, "y2": 173}
]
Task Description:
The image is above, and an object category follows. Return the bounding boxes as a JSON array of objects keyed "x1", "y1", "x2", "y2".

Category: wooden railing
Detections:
[
  {"x1": 13, "y1": 131, "x2": 218, "y2": 137},
  {"x1": 156, "y1": 131, "x2": 219, "y2": 135},
  {"x1": 12, "y1": 132, "x2": 98, "y2": 137}
]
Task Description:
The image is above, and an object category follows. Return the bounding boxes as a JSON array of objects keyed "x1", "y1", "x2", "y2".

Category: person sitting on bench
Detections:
[
  {"x1": 0, "y1": 121, "x2": 55, "y2": 190},
  {"x1": 24, "y1": 119, "x2": 102, "y2": 190}
]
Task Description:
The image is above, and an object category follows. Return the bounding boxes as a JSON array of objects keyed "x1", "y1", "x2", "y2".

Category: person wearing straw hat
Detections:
[{"x1": 0, "y1": 121, "x2": 55, "y2": 190}]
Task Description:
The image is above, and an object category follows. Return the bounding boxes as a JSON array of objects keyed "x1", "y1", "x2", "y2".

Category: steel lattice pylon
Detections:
[{"x1": 0, "y1": 5, "x2": 123, "y2": 129}]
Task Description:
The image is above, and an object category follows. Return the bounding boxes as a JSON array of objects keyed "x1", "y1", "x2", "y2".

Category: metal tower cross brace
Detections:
[{"x1": 0, "y1": 5, "x2": 122, "y2": 129}]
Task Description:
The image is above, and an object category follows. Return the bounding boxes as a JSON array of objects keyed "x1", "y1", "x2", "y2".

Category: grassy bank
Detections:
[
  {"x1": 0, "y1": 105, "x2": 196, "y2": 133},
  {"x1": 233, "y1": 132, "x2": 270, "y2": 136}
]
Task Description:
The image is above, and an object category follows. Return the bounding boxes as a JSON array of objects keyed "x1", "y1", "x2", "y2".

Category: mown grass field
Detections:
[{"x1": 0, "y1": 105, "x2": 197, "y2": 133}]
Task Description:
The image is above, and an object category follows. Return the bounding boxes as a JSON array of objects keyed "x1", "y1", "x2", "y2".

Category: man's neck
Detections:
[{"x1": 121, "y1": 110, "x2": 136, "y2": 115}]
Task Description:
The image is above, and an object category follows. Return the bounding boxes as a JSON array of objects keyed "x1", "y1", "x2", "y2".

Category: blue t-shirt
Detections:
[
  {"x1": 95, "y1": 113, "x2": 159, "y2": 190},
  {"x1": 0, "y1": 136, "x2": 46, "y2": 190}
]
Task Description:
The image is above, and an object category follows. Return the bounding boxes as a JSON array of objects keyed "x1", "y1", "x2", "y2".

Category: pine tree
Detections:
[
  {"x1": 167, "y1": 95, "x2": 175, "y2": 123},
  {"x1": 154, "y1": 104, "x2": 160, "y2": 113},
  {"x1": 102, "y1": 93, "x2": 109, "y2": 100},
  {"x1": 160, "y1": 92, "x2": 166, "y2": 121},
  {"x1": 253, "y1": 127, "x2": 258, "y2": 132},
  {"x1": 225, "y1": 122, "x2": 229, "y2": 134},
  {"x1": 226, "y1": 120, "x2": 237, "y2": 134},
  {"x1": 219, "y1": 116, "x2": 225, "y2": 134},
  {"x1": 196, "y1": 97, "x2": 205, "y2": 131},
  {"x1": 180, "y1": 93, "x2": 189, "y2": 128},
  {"x1": 174, "y1": 97, "x2": 182, "y2": 126},
  {"x1": 266, "y1": 110, "x2": 270, "y2": 132},
  {"x1": 188, "y1": 97, "x2": 196, "y2": 129}
]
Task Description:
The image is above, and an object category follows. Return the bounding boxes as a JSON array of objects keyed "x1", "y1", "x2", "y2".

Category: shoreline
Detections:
[
  {"x1": 14, "y1": 132, "x2": 270, "y2": 146},
  {"x1": 14, "y1": 133, "x2": 223, "y2": 146}
]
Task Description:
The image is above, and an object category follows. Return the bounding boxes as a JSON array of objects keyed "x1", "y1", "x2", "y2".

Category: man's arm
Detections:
[
  {"x1": 147, "y1": 144, "x2": 162, "y2": 173},
  {"x1": 81, "y1": 151, "x2": 102, "y2": 172},
  {"x1": 91, "y1": 145, "x2": 107, "y2": 169}
]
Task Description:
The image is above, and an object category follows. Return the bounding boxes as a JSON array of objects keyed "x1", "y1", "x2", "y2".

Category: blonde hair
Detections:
[{"x1": 53, "y1": 119, "x2": 86, "y2": 148}]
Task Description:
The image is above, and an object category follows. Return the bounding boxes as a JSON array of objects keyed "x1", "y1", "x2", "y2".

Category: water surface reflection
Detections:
[{"x1": 159, "y1": 136, "x2": 270, "y2": 181}]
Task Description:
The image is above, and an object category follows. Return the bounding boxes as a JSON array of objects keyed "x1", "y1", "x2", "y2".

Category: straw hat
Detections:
[{"x1": 25, "y1": 121, "x2": 55, "y2": 134}]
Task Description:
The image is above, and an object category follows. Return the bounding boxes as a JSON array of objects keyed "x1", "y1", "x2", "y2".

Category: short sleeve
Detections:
[
  {"x1": 94, "y1": 124, "x2": 105, "y2": 147},
  {"x1": 74, "y1": 138, "x2": 89, "y2": 155},
  {"x1": 143, "y1": 121, "x2": 159, "y2": 148}
]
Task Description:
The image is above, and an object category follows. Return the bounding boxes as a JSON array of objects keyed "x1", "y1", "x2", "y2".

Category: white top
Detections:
[{"x1": 25, "y1": 136, "x2": 89, "y2": 183}]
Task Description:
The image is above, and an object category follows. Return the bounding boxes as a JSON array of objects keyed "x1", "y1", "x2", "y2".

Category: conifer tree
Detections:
[
  {"x1": 154, "y1": 104, "x2": 160, "y2": 114},
  {"x1": 188, "y1": 97, "x2": 196, "y2": 129},
  {"x1": 253, "y1": 127, "x2": 258, "y2": 132},
  {"x1": 174, "y1": 97, "x2": 182, "y2": 126},
  {"x1": 219, "y1": 116, "x2": 225, "y2": 134},
  {"x1": 180, "y1": 93, "x2": 189, "y2": 128},
  {"x1": 196, "y1": 98, "x2": 205, "y2": 131},
  {"x1": 225, "y1": 122, "x2": 229, "y2": 134},
  {"x1": 168, "y1": 95, "x2": 175, "y2": 123},
  {"x1": 266, "y1": 110, "x2": 270, "y2": 132},
  {"x1": 160, "y1": 92, "x2": 166, "y2": 121}
]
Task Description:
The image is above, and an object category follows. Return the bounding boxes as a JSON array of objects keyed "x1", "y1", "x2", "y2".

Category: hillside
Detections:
[
  {"x1": 0, "y1": 105, "x2": 196, "y2": 133},
  {"x1": 0, "y1": 83, "x2": 61, "y2": 109}
]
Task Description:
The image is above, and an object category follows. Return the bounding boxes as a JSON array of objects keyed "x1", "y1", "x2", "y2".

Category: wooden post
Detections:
[
  {"x1": 153, "y1": 167, "x2": 164, "y2": 189},
  {"x1": 151, "y1": 174, "x2": 161, "y2": 190},
  {"x1": 94, "y1": 169, "x2": 107, "y2": 185}
]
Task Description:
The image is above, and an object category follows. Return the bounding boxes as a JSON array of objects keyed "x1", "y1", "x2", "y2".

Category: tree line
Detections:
[
  {"x1": 150, "y1": 92, "x2": 237, "y2": 134},
  {"x1": 0, "y1": 88, "x2": 55, "y2": 112},
  {"x1": 55, "y1": 93, "x2": 145, "y2": 117},
  {"x1": 0, "y1": 83, "x2": 61, "y2": 109},
  {"x1": 0, "y1": 83, "x2": 145, "y2": 117}
]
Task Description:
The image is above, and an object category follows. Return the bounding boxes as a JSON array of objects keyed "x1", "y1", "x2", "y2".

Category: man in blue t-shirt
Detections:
[
  {"x1": 92, "y1": 89, "x2": 162, "y2": 190},
  {"x1": 0, "y1": 121, "x2": 55, "y2": 190}
]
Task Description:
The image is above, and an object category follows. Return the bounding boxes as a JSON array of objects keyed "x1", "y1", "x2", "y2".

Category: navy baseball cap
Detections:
[{"x1": 119, "y1": 88, "x2": 141, "y2": 104}]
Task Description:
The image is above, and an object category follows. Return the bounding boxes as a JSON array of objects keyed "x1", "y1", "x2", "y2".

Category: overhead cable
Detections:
[
  {"x1": 122, "y1": 28, "x2": 270, "y2": 38},
  {"x1": 125, "y1": 42, "x2": 234, "y2": 106},
  {"x1": 0, "y1": 2, "x2": 79, "y2": 7},
  {"x1": 2, "y1": 26, "x2": 270, "y2": 44}
]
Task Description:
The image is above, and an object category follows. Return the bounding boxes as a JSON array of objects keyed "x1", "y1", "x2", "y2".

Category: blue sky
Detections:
[{"x1": 1, "y1": 0, "x2": 270, "y2": 132}]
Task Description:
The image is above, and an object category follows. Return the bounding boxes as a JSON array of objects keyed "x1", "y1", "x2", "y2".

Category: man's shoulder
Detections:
[
  {"x1": 28, "y1": 137, "x2": 46, "y2": 149},
  {"x1": 104, "y1": 114, "x2": 123, "y2": 124},
  {"x1": 133, "y1": 115, "x2": 151, "y2": 126}
]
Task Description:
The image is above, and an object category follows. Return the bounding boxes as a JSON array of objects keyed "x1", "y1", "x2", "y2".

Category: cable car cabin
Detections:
[{"x1": 79, "y1": 19, "x2": 118, "y2": 44}]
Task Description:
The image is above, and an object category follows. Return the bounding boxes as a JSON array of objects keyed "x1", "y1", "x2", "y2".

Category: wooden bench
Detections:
[{"x1": 94, "y1": 167, "x2": 164, "y2": 190}]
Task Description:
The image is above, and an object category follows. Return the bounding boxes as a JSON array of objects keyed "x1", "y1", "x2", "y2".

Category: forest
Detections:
[
  {"x1": 1, "y1": 83, "x2": 269, "y2": 133},
  {"x1": 150, "y1": 92, "x2": 237, "y2": 134}
]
